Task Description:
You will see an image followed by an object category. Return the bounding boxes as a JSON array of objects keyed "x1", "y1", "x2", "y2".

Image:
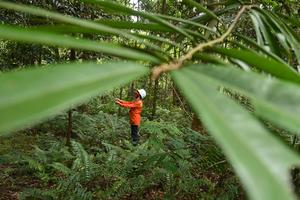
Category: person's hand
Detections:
[{"x1": 115, "y1": 99, "x2": 120, "y2": 104}]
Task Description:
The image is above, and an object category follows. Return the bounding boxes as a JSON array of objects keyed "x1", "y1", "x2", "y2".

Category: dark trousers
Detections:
[{"x1": 131, "y1": 125, "x2": 139, "y2": 145}]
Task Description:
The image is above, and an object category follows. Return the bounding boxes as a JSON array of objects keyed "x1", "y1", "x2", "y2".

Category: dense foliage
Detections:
[
  {"x1": 1, "y1": 106, "x2": 241, "y2": 199},
  {"x1": 1, "y1": 0, "x2": 300, "y2": 199}
]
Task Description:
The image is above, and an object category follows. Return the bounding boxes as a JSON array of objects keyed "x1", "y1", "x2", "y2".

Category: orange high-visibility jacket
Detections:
[{"x1": 118, "y1": 100, "x2": 143, "y2": 126}]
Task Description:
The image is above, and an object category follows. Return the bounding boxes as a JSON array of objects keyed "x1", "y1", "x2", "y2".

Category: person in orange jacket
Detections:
[{"x1": 115, "y1": 89, "x2": 146, "y2": 145}]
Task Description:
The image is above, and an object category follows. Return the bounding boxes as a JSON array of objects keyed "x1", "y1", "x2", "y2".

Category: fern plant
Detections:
[
  {"x1": 20, "y1": 140, "x2": 97, "y2": 200},
  {"x1": 15, "y1": 109, "x2": 240, "y2": 199},
  {"x1": 93, "y1": 120, "x2": 226, "y2": 199}
]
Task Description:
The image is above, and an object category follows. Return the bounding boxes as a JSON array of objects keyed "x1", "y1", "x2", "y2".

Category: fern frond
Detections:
[{"x1": 71, "y1": 141, "x2": 92, "y2": 181}]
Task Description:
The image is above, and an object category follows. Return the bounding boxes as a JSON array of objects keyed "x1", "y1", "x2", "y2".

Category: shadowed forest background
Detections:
[{"x1": 0, "y1": 0, "x2": 300, "y2": 199}]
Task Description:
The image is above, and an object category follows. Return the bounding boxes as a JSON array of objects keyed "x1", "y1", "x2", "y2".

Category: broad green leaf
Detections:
[
  {"x1": 0, "y1": 1, "x2": 162, "y2": 52},
  {"x1": 131, "y1": 33, "x2": 179, "y2": 48},
  {"x1": 250, "y1": 12, "x2": 292, "y2": 57},
  {"x1": 33, "y1": 24, "x2": 178, "y2": 48},
  {"x1": 250, "y1": 11, "x2": 280, "y2": 56},
  {"x1": 0, "y1": 62, "x2": 148, "y2": 133},
  {"x1": 184, "y1": 29, "x2": 207, "y2": 41},
  {"x1": 172, "y1": 66, "x2": 300, "y2": 200},
  {"x1": 276, "y1": 33, "x2": 292, "y2": 57},
  {"x1": 234, "y1": 33, "x2": 286, "y2": 64},
  {"x1": 190, "y1": 64, "x2": 300, "y2": 136},
  {"x1": 155, "y1": 13, "x2": 217, "y2": 33},
  {"x1": 279, "y1": 14, "x2": 300, "y2": 28},
  {"x1": 212, "y1": 48, "x2": 300, "y2": 84},
  {"x1": 176, "y1": 4, "x2": 239, "y2": 43},
  {"x1": 249, "y1": 12, "x2": 264, "y2": 46},
  {"x1": 228, "y1": 39, "x2": 282, "y2": 71},
  {"x1": 95, "y1": 20, "x2": 172, "y2": 32},
  {"x1": 229, "y1": 58, "x2": 251, "y2": 71},
  {"x1": 193, "y1": 53, "x2": 228, "y2": 65},
  {"x1": 81, "y1": 0, "x2": 193, "y2": 40},
  {"x1": 33, "y1": 21, "x2": 172, "y2": 33},
  {"x1": 0, "y1": 24, "x2": 160, "y2": 63},
  {"x1": 254, "y1": 9, "x2": 300, "y2": 66}
]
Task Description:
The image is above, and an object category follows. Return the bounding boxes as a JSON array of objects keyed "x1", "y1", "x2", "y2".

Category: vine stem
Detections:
[{"x1": 151, "y1": 5, "x2": 254, "y2": 79}]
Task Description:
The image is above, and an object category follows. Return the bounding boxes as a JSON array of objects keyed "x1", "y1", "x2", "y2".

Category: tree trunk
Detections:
[
  {"x1": 66, "y1": 49, "x2": 76, "y2": 145},
  {"x1": 38, "y1": 50, "x2": 42, "y2": 65},
  {"x1": 66, "y1": 110, "x2": 73, "y2": 146},
  {"x1": 191, "y1": 113, "x2": 206, "y2": 134},
  {"x1": 151, "y1": 78, "x2": 159, "y2": 120},
  {"x1": 127, "y1": 81, "x2": 135, "y2": 99},
  {"x1": 54, "y1": 48, "x2": 60, "y2": 62},
  {"x1": 150, "y1": 0, "x2": 167, "y2": 120},
  {"x1": 172, "y1": 84, "x2": 176, "y2": 106},
  {"x1": 118, "y1": 87, "x2": 124, "y2": 116},
  {"x1": 161, "y1": 0, "x2": 167, "y2": 14},
  {"x1": 172, "y1": 82, "x2": 179, "y2": 106},
  {"x1": 163, "y1": 74, "x2": 169, "y2": 105}
]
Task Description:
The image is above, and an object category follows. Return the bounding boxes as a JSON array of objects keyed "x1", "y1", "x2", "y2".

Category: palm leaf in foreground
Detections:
[
  {"x1": 0, "y1": 62, "x2": 147, "y2": 133},
  {"x1": 0, "y1": 24, "x2": 159, "y2": 63},
  {"x1": 212, "y1": 48, "x2": 300, "y2": 84},
  {"x1": 172, "y1": 66, "x2": 300, "y2": 200},
  {"x1": 191, "y1": 64, "x2": 300, "y2": 135},
  {"x1": 0, "y1": 1, "x2": 165, "y2": 52},
  {"x1": 81, "y1": 0, "x2": 193, "y2": 40}
]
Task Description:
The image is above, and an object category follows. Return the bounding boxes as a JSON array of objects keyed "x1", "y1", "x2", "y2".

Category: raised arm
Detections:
[
  {"x1": 117, "y1": 101, "x2": 136, "y2": 108},
  {"x1": 119, "y1": 99, "x2": 130, "y2": 104},
  {"x1": 115, "y1": 98, "x2": 130, "y2": 103},
  {"x1": 117, "y1": 100, "x2": 142, "y2": 108}
]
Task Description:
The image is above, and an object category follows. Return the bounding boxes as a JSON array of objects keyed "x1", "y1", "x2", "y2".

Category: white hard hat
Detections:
[{"x1": 137, "y1": 89, "x2": 146, "y2": 99}]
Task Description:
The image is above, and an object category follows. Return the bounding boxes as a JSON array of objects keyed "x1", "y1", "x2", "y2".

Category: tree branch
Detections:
[{"x1": 151, "y1": 5, "x2": 254, "y2": 79}]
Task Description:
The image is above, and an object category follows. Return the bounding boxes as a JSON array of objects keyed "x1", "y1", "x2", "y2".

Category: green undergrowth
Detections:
[{"x1": 0, "y1": 106, "x2": 243, "y2": 200}]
